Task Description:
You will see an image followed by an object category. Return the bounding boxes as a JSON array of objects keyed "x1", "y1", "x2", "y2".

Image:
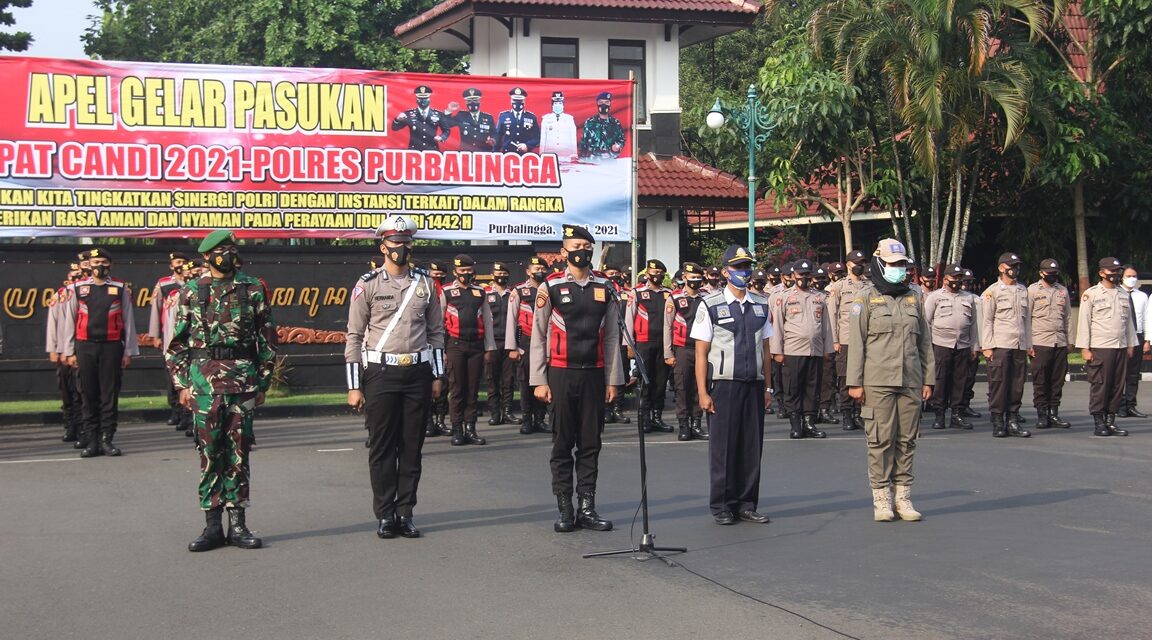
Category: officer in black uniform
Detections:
[
  {"x1": 485, "y1": 261, "x2": 520, "y2": 426},
  {"x1": 626, "y1": 259, "x2": 674, "y2": 433},
  {"x1": 495, "y1": 87, "x2": 540, "y2": 154},
  {"x1": 441, "y1": 254, "x2": 498, "y2": 446},
  {"x1": 391, "y1": 85, "x2": 451, "y2": 151},
  {"x1": 506, "y1": 256, "x2": 550, "y2": 434},
  {"x1": 425, "y1": 261, "x2": 450, "y2": 436},
  {"x1": 664, "y1": 262, "x2": 709, "y2": 440},
  {"x1": 530, "y1": 224, "x2": 623, "y2": 532},
  {"x1": 451, "y1": 88, "x2": 496, "y2": 152}
]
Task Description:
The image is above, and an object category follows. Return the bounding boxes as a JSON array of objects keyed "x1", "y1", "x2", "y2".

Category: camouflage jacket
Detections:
[
  {"x1": 579, "y1": 115, "x2": 625, "y2": 157},
  {"x1": 165, "y1": 272, "x2": 277, "y2": 395}
]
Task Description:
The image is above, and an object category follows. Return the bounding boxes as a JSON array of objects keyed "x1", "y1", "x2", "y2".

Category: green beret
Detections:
[{"x1": 198, "y1": 229, "x2": 236, "y2": 253}]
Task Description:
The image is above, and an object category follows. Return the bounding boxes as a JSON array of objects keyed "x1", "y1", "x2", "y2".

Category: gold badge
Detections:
[
  {"x1": 416, "y1": 287, "x2": 427, "y2": 298},
  {"x1": 536, "y1": 293, "x2": 548, "y2": 308},
  {"x1": 472, "y1": 289, "x2": 482, "y2": 297}
]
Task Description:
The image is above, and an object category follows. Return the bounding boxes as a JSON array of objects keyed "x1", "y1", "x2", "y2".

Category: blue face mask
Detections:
[
  {"x1": 882, "y1": 265, "x2": 907, "y2": 284},
  {"x1": 552, "y1": 103, "x2": 564, "y2": 114},
  {"x1": 727, "y1": 268, "x2": 753, "y2": 289}
]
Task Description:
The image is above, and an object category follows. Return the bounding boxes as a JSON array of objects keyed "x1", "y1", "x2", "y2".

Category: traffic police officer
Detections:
[
  {"x1": 149, "y1": 251, "x2": 190, "y2": 429},
  {"x1": 663, "y1": 262, "x2": 708, "y2": 441},
  {"x1": 846, "y1": 238, "x2": 934, "y2": 522},
  {"x1": 981, "y1": 252, "x2": 1032, "y2": 437},
  {"x1": 693, "y1": 245, "x2": 773, "y2": 525},
  {"x1": 1076, "y1": 257, "x2": 1137, "y2": 436},
  {"x1": 626, "y1": 259, "x2": 674, "y2": 433},
  {"x1": 530, "y1": 224, "x2": 622, "y2": 533},
  {"x1": 167, "y1": 229, "x2": 278, "y2": 551},
  {"x1": 441, "y1": 254, "x2": 498, "y2": 446},
  {"x1": 770, "y1": 260, "x2": 832, "y2": 439},
  {"x1": 495, "y1": 87, "x2": 540, "y2": 154},
  {"x1": 579, "y1": 91, "x2": 626, "y2": 159},
  {"x1": 506, "y1": 256, "x2": 550, "y2": 434},
  {"x1": 827, "y1": 249, "x2": 870, "y2": 430},
  {"x1": 47, "y1": 260, "x2": 84, "y2": 444},
  {"x1": 345, "y1": 215, "x2": 445, "y2": 539},
  {"x1": 391, "y1": 85, "x2": 450, "y2": 150},
  {"x1": 452, "y1": 88, "x2": 496, "y2": 152},
  {"x1": 61, "y1": 247, "x2": 139, "y2": 458},
  {"x1": 486, "y1": 262, "x2": 520, "y2": 426},
  {"x1": 924, "y1": 264, "x2": 979, "y2": 429},
  {"x1": 1028, "y1": 258, "x2": 1073, "y2": 429},
  {"x1": 814, "y1": 265, "x2": 840, "y2": 425}
]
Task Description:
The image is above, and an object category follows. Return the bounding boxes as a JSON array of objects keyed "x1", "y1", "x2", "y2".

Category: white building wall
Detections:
[{"x1": 640, "y1": 208, "x2": 681, "y2": 276}]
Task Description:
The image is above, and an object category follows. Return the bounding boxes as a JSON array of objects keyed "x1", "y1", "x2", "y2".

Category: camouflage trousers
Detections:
[{"x1": 193, "y1": 391, "x2": 256, "y2": 510}]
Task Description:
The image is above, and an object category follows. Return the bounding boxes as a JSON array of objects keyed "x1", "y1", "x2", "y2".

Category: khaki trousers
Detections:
[{"x1": 860, "y1": 386, "x2": 921, "y2": 489}]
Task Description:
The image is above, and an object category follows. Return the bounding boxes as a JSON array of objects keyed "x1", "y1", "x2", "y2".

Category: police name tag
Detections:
[
  {"x1": 717, "y1": 317, "x2": 735, "y2": 325},
  {"x1": 752, "y1": 306, "x2": 765, "y2": 317}
]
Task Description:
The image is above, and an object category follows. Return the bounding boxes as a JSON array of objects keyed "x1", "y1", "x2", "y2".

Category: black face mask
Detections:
[
  {"x1": 1042, "y1": 273, "x2": 1059, "y2": 284},
  {"x1": 1105, "y1": 273, "x2": 1122, "y2": 284},
  {"x1": 795, "y1": 277, "x2": 810, "y2": 289},
  {"x1": 512, "y1": 102, "x2": 524, "y2": 113},
  {"x1": 708, "y1": 278, "x2": 723, "y2": 288},
  {"x1": 530, "y1": 272, "x2": 547, "y2": 284},
  {"x1": 211, "y1": 252, "x2": 237, "y2": 274},
  {"x1": 566, "y1": 248, "x2": 593, "y2": 268},
  {"x1": 751, "y1": 280, "x2": 767, "y2": 290},
  {"x1": 648, "y1": 275, "x2": 662, "y2": 286},
  {"x1": 1004, "y1": 267, "x2": 1018, "y2": 280},
  {"x1": 416, "y1": 98, "x2": 431, "y2": 109},
  {"x1": 467, "y1": 103, "x2": 480, "y2": 113},
  {"x1": 598, "y1": 104, "x2": 610, "y2": 114},
  {"x1": 91, "y1": 264, "x2": 110, "y2": 279},
  {"x1": 172, "y1": 266, "x2": 183, "y2": 275},
  {"x1": 946, "y1": 280, "x2": 960, "y2": 291},
  {"x1": 386, "y1": 245, "x2": 411, "y2": 266},
  {"x1": 457, "y1": 273, "x2": 475, "y2": 285},
  {"x1": 685, "y1": 279, "x2": 702, "y2": 290},
  {"x1": 851, "y1": 264, "x2": 865, "y2": 277},
  {"x1": 494, "y1": 276, "x2": 509, "y2": 286}
]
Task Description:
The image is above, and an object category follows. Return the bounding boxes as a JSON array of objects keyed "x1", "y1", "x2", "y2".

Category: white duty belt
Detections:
[{"x1": 364, "y1": 347, "x2": 432, "y2": 367}]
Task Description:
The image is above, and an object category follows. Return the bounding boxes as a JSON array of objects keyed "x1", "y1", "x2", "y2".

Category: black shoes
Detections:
[
  {"x1": 167, "y1": 412, "x2": 181, "y2": 426},
  {"x1": 649, "y1": 410, "x2": 675, "y2": 433},
  {"x1": 1048, "y1": 407, "x2": 1071, "y2": 428},
  {"x1": 504, "y1": 405, "x2": 523, "y2": 425},
  {"x1": 576, "y1": 494, "x2": 612, "y2": 531},
  {"x1": 738, "y1": 510, "x2": 770, "y2": 524},
  {"x1": 949, "y1": 411, "x2": 974, "y2": 430},
  {"x1": 960, "y1": 406, "x2": 981, "y2": 419},
  {"x1": 377, "y1": 515, "x2": 399, "y2": 539},
  {"x1": 1034, "y1": 408, "x2": 1052, "y2": 429},
  {"x1": 554, "y1": 494, "x2": 576, "y2": 533},
  {"x1": 789, "y1": 415, "x2": 804, "y2": 439},
  {"x1": 931, "y1": 411, "x2": 946, "y2": 430},
  {"x1": 1105, "y1": 414, "x2": 1128, "y2": 437},
  {"x1": 1120, "y1": 406, "x2": 1147, "y2": 418},
  {"x1": 817, "y1": 408, "x2": 840, "y2": 425},
  {"x1": 1006, "y1": 414, "x2": 1031, "y2": 438},
  {"x1": 677, "y1": 419, "x2": 693, "y2": 441},
  {"x1": 450, "y1": 424, "x2": 467, "y2": 446},
  {"x1": 226, "y1": 507, "x2": 262, "y2": 549},
  {"x1": 519, "y1": 412, "x2": 535, "y2": 435},
  {"x1": 102, "y1": 434, "x2": 121, "y2": 456},
  {"x1": 690, "y1": 416, "x2": 709, "y2": 440},
  {"x1": 463, "y1": 423, "x2": 487, "y2": 445},
  {"x1": 713, "y1": 511, "x2": 736, "y2": 525},
  {"x1": 1092, "y1": 414, "x2": 1111, "y2": 437},
  {"x1": 188, "y1": 508, "x2": 226, "y2": 552},
  {"x1": 991, "y1": 414, "x2": 1007, "y2": 438},
  {"x1": 488, "y1": 406, "x2": 505, "y2": 426},
  {"x1": 398, "y1": 517, "x2": 421, "y2": 538},
  {"x1": 802, "y1": 415, "x2": 827, "y2": 439},
  {"x1": 605, "y1": 401, "x2": 630, "y2": 424}
]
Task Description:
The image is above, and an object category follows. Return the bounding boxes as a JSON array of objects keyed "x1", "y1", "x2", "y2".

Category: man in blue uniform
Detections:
[
  {"x1": 392, "y1": 85, "x2": 451, "y2": 151},
  {"x1": 495, "y1": 87, "x2": 540, "y2": 154},
  {"x1": 450, "y1": 88, "x2": 496, "y2": 152}
]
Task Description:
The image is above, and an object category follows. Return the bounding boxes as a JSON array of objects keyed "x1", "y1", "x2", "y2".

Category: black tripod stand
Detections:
[{"x1": 584, "y1": 285, "x2": 686, "y2": 564}]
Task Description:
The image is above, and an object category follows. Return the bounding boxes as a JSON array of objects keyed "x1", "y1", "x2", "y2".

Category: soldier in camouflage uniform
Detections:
[
  {"x1": 166, "y1": 229, "x2": 277, "y2": 552},
  {"x1": 579, "y1": 91, "x2": 626, "y2": 160}
]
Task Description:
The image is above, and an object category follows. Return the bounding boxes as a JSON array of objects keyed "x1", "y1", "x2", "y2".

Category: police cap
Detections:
[
  {"x1": 769, "y1": 265, "x2": 782, "y2": 276},
  {"x1": 375, "y1": 215, "x2": 419, "y2": 242},
  {"x1": 944, "y1": 263, "x2": 965, "y2": 276},
  {"x1": 551, "y1": 91, "x2": 564, "y2": 103},
  {"x1": 997, "y1": 252, "x2": 1022, "y2": 266},
  {"x1": 414, "y1": 85, "x2": 433, "y2": 98},
  {"x1": 874, "y1": 239, "x2": 908, "y2": 263},
  {"x1": 752, "y1": 269, "x2": 768, "y2": 280},
  {"x1": 722, "y1": 245, "x2": 755, "y2": 267},
  {"x1": 463, "y1": 88, "x2": 482, "y2": 101},
  {"x1": 830, "y1": 262, "x2": 846, "y2": 275},
  {"x1": 562, "y1": 224, "x2": 595, "y2": 243},
  {"x1": 792, "y1": 260, "x2": 814, "y2": 275},
  {"x1": 1098, "y1": 256, "x2": 1123, "y2": 270},
  {"x1": 845, "y1": 249, "x2": 868, "y2": 264},
  {"x1": 682, "y1": 262, "x2": 703, "y2": 275},
  {"x1": 706, "y1": 266, "x2": 722, "y2": 278},
  {"x1": 453, "y1": 254, "x2": 476, "y2": 268},
  {"x1": 1040, "y1": 258, "x2": 1060, "y2": 273},
  {"x1": 596, "y1": 91, "x2": 612, "y2": 101},
  {"x1": 510, "y1": 87, "x2": 527, "y2": 100}
]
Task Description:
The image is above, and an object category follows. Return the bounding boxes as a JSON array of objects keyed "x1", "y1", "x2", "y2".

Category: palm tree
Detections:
[{"x1": 810, "y1": 0, "x2": 1052, "y2": 265}]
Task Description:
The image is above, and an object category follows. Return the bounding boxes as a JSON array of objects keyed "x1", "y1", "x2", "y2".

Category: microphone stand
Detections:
[{"x1": 584, "y1": 283, "x2": 686, "y2": 564}]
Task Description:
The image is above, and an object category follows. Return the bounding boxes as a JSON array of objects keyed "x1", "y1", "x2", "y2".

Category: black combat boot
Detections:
[
  {"x1": 650, "y1": 410, "x2": 674, "y2": 433},
  {"x1": 450, "y1": 423, "x2": 467, "y2": 446},
  {"x1": 1014, "y1": 411, "x2": 1028, "y2": 426},
  {"x1": 852, "y1": 407, "x2": 866, "y2": 430},
  {"x1": 226, "y1": 507, "x2": 262, "y2": 549},
  {"x1": 62, "y1": 424, "x2": 78, "y2": 443},
  {"x1": 425, "y1": 416, "x2": 441, "y2": 438},
  {"x1": 802, "y1": 414, "x2": 827, "y2": 439},
  {"x1": 991, "y1": 414, "x2": 1007, "y2": 438},
  {"x1": 1048, "y1": 406, "x2": 1071, "y2": 428},
  {"x1": 960, "y1": 406, "x2": 982, "y2": 418},
  {"x1": 463, "y1": 422, "x2": 487, "y2": 445},
  {"x1": 949, "y1": 409, "x2": 973, "y2": 430},
  {"x1": 74, "y1": 433, "x2": 90, "y2": 450},
  {"x1": 488, "y1": 403, "x2": 505, "y2": 426},
  {"x1": 931, "y1": 410, "x2": 946, "y2": 430},
  {"x1": 789, "y1": 414, "x2": 804, "y2": 439},
  {"x1": 1105, "y1": 414, "x2": 1128, "y2": 437},
  {"x1": 640, "y1": 408, "x2": 652, "y2": 434},
  {"x1": 80, "y1": 431, "x2": 104, "y2": 458},
  {"x1": 1006, "y1": 414, "x2": 1031, "y2": 438},
  {"x1": 519, "y1": 409, "x2": 534, "y2": 435},
  {"x1": 818, "y1": 408, "x2": 840, "y2": 425},
  {"x1": 101, "y1": 433, "x2": 121, "y2": 456},
  {"x1": 536, "y1": 408, "x2": 552, "y2": 433},
  {"x1": 690, "y1": 415, "x2": 709, "y2": 440},
  {"x1": 842, "y1": 407, "x2": 860, "y2": 431},
  {"x1": 607, "y1": 400, "x2": 630, "y2": 424},
  {"x1": 677, "y1": 419, "x2": 692, "y2": 442},
  {"x1": 167, "y1": 410, "x2": 181, "y2": 426},
  {"x1": 505, "y1": 403, "x2": 522, "y2": 425},
  {"x1": 181, "y1": 409, "x2": 194, "y2": 438},
  {"x1": 576, "y1": 494, "x2": 613, "y2": 531},
  {"x1": 188, "y1": 507, "x2": 226, "y2": 552},
  {"x1": 1034, "y1": 407, "x2": 1052, "y2": 429},
  {"x1": 554, "y1": 494, "x2": 576, "y2": 533},
  {"x1": 1092, "y1": 414, "x2": 1110, "y2": 437}
]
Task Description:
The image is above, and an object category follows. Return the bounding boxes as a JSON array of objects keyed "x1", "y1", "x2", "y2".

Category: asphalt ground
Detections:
[{"x1": 2, "y1": 381, "x2": 1150, "y2": 640}]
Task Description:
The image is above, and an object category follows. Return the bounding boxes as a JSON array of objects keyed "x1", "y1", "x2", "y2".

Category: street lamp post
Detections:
[{"x1": 707, "y1": 84, "x2": 775, "y2": 251}]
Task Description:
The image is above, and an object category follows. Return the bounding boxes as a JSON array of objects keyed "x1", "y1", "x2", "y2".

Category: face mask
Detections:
[
  {"x1": 882, "y1": 265, "x2": 906, "y2": 284},
  {"x1": 1105, "y1": 273, "x2": 1122, "y2": 284},
  {"x1": 552, "y1": 103, "x2": 564, "y2": 114},
  {"x1": 795, "y1": 276, "x2": 810, "y2": 289},
  {"x1": 457, "y1": 273, "x2": 475, "y2": 285},
  {"x1": 1042, "y1": 273, "x2": 1059, "y2": 284},
  {"x1": 597, "y1": 104, "x2": 610, "y2": 115},
  {"x1": 851, "y1": 264, "x2": 865, "y2": 277},
  {"x1": 566, "y1": 248, "x2": 592, "y2": 268},
  {"x1": 467, "y1": 102, "x2": 480, "y2": 113},
  {"x1": 416, "y1": 98, "x2": 431, "y2": 109},
  {"x1": 386, "y1": 245, "x2": 411, "y2": 266},
  {"x1": 494, "y1": 276, "x2": 509, "y2": 286},
  {"x1": 751, "y1": 280, "x2": 767, "y2": 290},
  {"x1": 172, "y1": 266, "x2": 183, "y2": 275},
  {"x1": 685, "y1": 279, "x2": 702, "y2": 290},
  {"x1": 1123, "y1": 276, "x2": 1138, "y2": 289},
  {"x1": 530, "y1": 272, "x2": 546, "y2": 284},
  {"x1": 211, "y1": 252, "x2": 237, "y2": 274},
  {"x1": 727, "y1": 269, "x2": 753, "y2": 290},
  {"x1": 1004, "y1": 267, "x2": 1018, "y2": 280},
  {"x1": 648, "y1": 275, "x2": 662, "y2": 285},
  {"x1": 512, "y1": 102, "x2": 524, "y2": 113},
  {"x1": 946, "y1": 280, "x2": 960, "y2": 291},
  {"x1": 91, "y1": 264, "x2": 110, "y2": 279}
]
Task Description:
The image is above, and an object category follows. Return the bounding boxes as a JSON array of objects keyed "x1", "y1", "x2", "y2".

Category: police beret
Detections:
[
  {"x1": 453, "y1": 254, "x2": 475, "y2": 268},
  {"x1": 673, "y1": 270, "x2": 683, "y2": 280},
  {"x1": 845, "y1": 249, "x2": 867, "y2": 263},
  {"x1": 550, "y1": 260, "x2": 566, "y2": 272},
  {"x1": 792, "y1": 260, "x2": 813, "y2": 275},
  {"x1": 197, "y1": 229, "x2": 235, "y2": 253},
  {"x1": 997, "y1": 252, "x2": 1022, "y2": 266},
  {"x1": 1098, "y1": 256, "x2": 1122, "y2": 269},
  {"x1": 722, "y1": 244, "x2": 755, "y2": 266},
  {"x1": 596, "y1": 91, "x2": 612, "y2": 101},
  {"x1": 551, "y1": 91, "x2": 564, "y2": 102},
  {"x1": 528, "y1": 256, "x2": 547, "y2": 267},
  {"x1": 375, "y1": 215, "x2": 418, "y2": 241},
  {"x1": 510, "y1": 87, "x2": 527, "y2": 99},
  {"x1": 414, "y1": 85, "x2": 432, "y2": 97},
  {"x1": 682, "y1": 262, "x2": 703, "y2": 275},
  {"x1": 492, "y1": 262, "x2": 509, "y2": 272},
  {"x1": 463, "y1": 88, "x2": 482, "y2": 100},
  {"x1": 87, "y1": 247, "x2": 112, "y2": 261},
  {"x1": 77, "y1": 250, "x2": 90, "y2": 261},
  {"x1": 562, "y1": 224, "x2": 595, "y2": 243},
  {"x1": 68, "y1": 262, "x2": 80, "y2": 271},
  {"x1": 646, "y1": 259, "x2": 667, "y2": 272},
  {"x1": 1040, "y1": 258, "x2": 1060, "y2": 272},
  {"x1": 168, "y1": 252, "x2": 189, "y2": 262},
  {"x1": 944, "y1": 263, "x2": 965, "y2": 275},
  {"x1": 428, "y1": 261, "x2": 445, "y2": 272}
]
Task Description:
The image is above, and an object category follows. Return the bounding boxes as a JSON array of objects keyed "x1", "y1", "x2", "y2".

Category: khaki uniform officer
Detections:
[
  {"x1": 1028, "y1": 259, "x2": 1073, "y2": 429},
  {"x1": 346, "y1": 215, "x2": 445, "y2": 540},
  {"x1": 828, "y1": 250, "x2": 871, "y2": 431},
  {"x1": 923, "y1": 264, "x2": 980, "y2": 430},
  {"x1": 847, "y1": 239, "x2": 934, "y2": 522},
  {"x1": 980, "y1": 252, "x2": 1032, "y2": 438},
  {"x1": 770, "y1": 260, "x2": 833, "y2": 439},
  {"x1": 1075, "y1": 257, "x2": 1137, "y2": 437}
]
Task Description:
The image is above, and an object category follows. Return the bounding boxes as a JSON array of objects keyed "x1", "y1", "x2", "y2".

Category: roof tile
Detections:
[{"x1": 638, "y1": 153, "x2": 748, "y2": 199}]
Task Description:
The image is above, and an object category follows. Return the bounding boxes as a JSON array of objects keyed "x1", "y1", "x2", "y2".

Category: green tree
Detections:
[
  {"x1": 83, "y1": 0, "x2": 464, "y2": 72},
  {"x1": 0, "y1": 0, "x2": 33, "y2": 51}
]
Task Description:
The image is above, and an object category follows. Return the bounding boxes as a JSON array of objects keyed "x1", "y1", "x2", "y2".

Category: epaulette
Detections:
[
  {"x1": 106, "y1": 278, "x2": 127, "y2": 287},
  {"x1": 359, "y1": 269, "x2": 381, "y2": 282},
  {"x1": 156, "y1": 275, "x2": 177, "y2": 285},
  {"x1": 546, "y1": 271, "x2": 568, "y2": 282},
  {"x1": 591, "y1": 269, "x2": 607, "y2": 279}
]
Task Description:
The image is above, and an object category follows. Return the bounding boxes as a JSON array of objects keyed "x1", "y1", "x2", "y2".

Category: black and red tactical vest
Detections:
[
  {"x1": 514, "y1": 281, "x2": 537, "y2": 346},
  {"x1": 632, "y1": 284, "x2": 669, "y2": 344},
  {"x1": 545, "y1": 272, "x2": 611, "y2": 369},
  {"x1": 671, "y1": 291, "x2": 705, "y2": 348},
  {"x1": 443, "y1": 283, "x2": 486, "y2": 342},
  {"x1": 156, "y1": 276, "x2": 182, "y2": 330},
  {"x1": 485, "y1": 287, "x2": 510, "y2": 342},
  {"x1": 76, "y1": 279, "x2": 127, "y2": 342}
]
